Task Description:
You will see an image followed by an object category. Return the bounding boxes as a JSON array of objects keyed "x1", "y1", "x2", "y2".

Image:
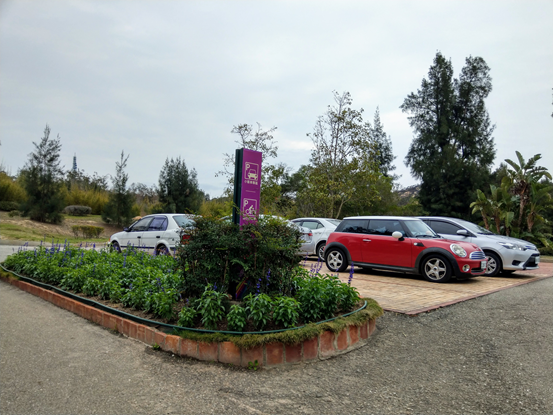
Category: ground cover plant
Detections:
[{"x1": 1, "y1": 217, "x2": 378, "y2": 337}]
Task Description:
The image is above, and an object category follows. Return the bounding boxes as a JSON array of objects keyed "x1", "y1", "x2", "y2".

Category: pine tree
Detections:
[
  {"x1": 102, "y1": 151, "x2": 134, "y2": 226},
  {"x1": 401, "y1": 52, "x2": 495, "y2": 218},
  {"x1": 20, "y1": 125, "x2": 65, "y2": 224},
  {"x1": 158, "y1": 157, "x2": 203, "y2": 213}
]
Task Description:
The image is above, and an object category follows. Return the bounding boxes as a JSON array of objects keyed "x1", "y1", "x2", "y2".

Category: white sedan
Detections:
[
  {"x1": 109, "y1": 213, "x2": 196, "y2": 254},
  {"x1": 291, "y1": 217, "x2": 342, "y2": 260}
]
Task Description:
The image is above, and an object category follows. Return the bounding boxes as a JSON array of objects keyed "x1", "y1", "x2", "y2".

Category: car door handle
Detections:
[
  {"x1": 156, "y1": 236, "x2": 160, "y2": 238},
  {"x1": 363, "y1": 239, "x2": 371, "y2": 242},
  {"x1": 137, "y1": 236, "x2": 141, "y2": 238}
]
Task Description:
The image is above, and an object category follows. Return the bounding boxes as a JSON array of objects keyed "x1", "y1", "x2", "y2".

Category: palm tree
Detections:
[
  {"x1": 470, "y1": 189, "x2": 492, "y2": 230},
  {"x1": 505, "y1": 151, "x2": 552, "y2": 232}
]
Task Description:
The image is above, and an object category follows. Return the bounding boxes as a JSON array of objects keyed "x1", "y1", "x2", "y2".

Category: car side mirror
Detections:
[
  {"x1": 123, "y1": 227, "x2": 129, "y2": 232},
  {"x1": 392, "y1": 231, "x2": 404, "y2": 240},
  {"x1": 456, "y1": 230, "x2": 469, "y2": 236}
]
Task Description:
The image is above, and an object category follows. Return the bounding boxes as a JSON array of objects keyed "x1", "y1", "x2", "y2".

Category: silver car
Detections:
[
  {"x1": 292, "y1": 217, "x2": 342, "y2": 260},
  {"x1": 418, "y1": 217, "x2": 540, "y2": 276},
  {"x1": 109, "y1": 213, "x2": 196, "y2": 254}
]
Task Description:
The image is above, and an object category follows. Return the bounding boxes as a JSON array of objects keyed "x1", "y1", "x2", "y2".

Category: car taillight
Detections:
[{"x1": 181, "y1": 234, "x2": 190, "y2": 242}]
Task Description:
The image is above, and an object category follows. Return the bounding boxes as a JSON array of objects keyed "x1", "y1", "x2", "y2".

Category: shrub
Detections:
[
  {"x1": 227, "y1": 304, "x2": 247, "y2": 332},
  {"x1": 0, "y1": 201, "x2": 20, "y2": 211},
  {"x1": 177, "y1": 306, "x2": 198, "y2": 328},
  {"x1": 176, "y1": 216, "x2": 302, "y2": 298},
  {"x1": 197, "y1": 284, "x2": 229, "y2": 330},
  {"x1": 71, "y1": 225, "x2": 104, "y2": 239},
  {"x1": 64, "y1": 205, "x2": 92, "y2": 216},
  {"x1": 244, "y1": 293, "x2": 273, "y2": 330},
  {"x1": 8, "y1": 210, "x2": 21, "y2": 217},
  {"x1": 272, "y1": 296, "x2": 300, "y2": 328}
]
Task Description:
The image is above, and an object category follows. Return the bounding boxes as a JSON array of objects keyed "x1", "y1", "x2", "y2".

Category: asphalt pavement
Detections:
[{"x1": 1, "y1": 261, "x2": 552, "y2": 414}]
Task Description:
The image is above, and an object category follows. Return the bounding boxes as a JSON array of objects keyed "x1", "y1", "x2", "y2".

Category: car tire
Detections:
[
  {"x1": 421, "y1": 255, "x2": 452, "y2": 283},
  {"x1": 484, "y1": 251, "x2": 502, "y2": 277},
  {"x1": 316, "y1": 241, "x2": 326, "y2": 261},
  {"x1": 155, "y1": 244, "x2": 169, "y2": 256},
  {"x1": 111, "y1": 241, "x2": 121, "y2": 253},
  {"x1": 325, "y1": 247, "x2": 348, "y2": 272}
]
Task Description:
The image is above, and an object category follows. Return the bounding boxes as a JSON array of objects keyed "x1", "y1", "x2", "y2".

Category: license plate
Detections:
[{"x1": 481, "y1": 260, "x2": 487, "y2": 269}]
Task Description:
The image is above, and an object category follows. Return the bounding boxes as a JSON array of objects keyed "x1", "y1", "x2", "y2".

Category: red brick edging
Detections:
[{"x1": 1, "y1": 276, "x2": 377, "y2": 368}]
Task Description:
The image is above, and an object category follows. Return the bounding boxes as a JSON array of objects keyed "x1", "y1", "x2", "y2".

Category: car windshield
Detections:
[
  {"x1": 403, "y1": 220, "x2": 438, "y2": 238},
  {"x1": 173, "y1": 215, "x2": 195, "y2": 228},
  {"x1": 454, "y1": 218, "x2": 495, "y2": 235}
]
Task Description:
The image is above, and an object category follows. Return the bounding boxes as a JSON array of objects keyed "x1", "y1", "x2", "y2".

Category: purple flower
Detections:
[{"x1": 348, "y1": 262, "x2": 354, "y2": 285}]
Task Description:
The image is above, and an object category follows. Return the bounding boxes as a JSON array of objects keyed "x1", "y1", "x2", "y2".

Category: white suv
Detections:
[{"x1": 418, "y1": 217, "x2": 540, "y2": 276}]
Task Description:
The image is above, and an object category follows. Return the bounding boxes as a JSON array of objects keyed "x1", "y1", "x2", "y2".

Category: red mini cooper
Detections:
[{"x1": 324, "y1": 216, "x2": 487, "y2": 283}]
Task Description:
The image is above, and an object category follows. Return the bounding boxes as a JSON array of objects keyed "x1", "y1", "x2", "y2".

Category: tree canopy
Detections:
[
  {"x1": 401, "y1": 52, "x2": 496, "y2": 218},
  {"x1": 102, "y1": 151, "x2": 134, "y2": 226},
  {"x1": 158, "y1": 157, "x2": 203, "y2": 213},
  {"x1": 20, "y1": 125, "x2": 65, "y2": 223}
]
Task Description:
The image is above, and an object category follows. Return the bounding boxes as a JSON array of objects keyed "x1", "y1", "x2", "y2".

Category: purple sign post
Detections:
[{"x1": 232, "y1": 148, "x2": 262, "y2": 226}]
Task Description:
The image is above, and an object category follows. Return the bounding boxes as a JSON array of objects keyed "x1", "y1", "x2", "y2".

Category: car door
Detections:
[
  {"x1": 362, "y1": 219, "x2": 412, "y2": 268},
  {"x1": 141, "y1": 216, "x2": 169, "y2": 249},
  {"x1": 119, "y1": 217, "x2": 153, "y2": 248},
  {"x1": 333, "y1": 219, "x2": 370, "y2": 262}
]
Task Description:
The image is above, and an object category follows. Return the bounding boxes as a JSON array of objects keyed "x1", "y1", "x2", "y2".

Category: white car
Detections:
[
  {"x1": 418, "y1": 216, "x2": 540, "y2": 276},
  {"x1": 109, "y1": 213, "x2": 196, "y2": 254},
  {"x1": 292, "y1": 217, "x2": 342, "y2": 260}
]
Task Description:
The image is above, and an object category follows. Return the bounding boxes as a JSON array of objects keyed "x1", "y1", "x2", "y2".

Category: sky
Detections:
[{"x1": 1, "y1": 0, "x2": 552, "y2": 199}]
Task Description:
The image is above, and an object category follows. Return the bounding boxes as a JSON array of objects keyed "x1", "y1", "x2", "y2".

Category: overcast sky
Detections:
[{"x1": 1, "y1": 0, "x2": 552, "y2": 198}]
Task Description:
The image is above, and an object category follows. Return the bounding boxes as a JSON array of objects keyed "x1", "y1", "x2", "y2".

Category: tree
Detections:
[
  {"x1": 370, "y1": 107, "x2": 396, "y2": 178},
  {"x1": 401, "y1": 52, "x2": 496, "y2": 218},
  {"x1": 216, "y1": 122, "x2": 280, "y2": 208},
  {"x1": 504, "y1": 151, "x2": 552, "y2": 230},
  {"x1": 158, "y1": 157, "x2": 204, "y2": 213},
  {"x1": 305, "y1": 91, "x2": 380, "y2": 218},
  {"x1": 20, "y1": 125, "x2": 65, "y2": 223},
  {"x1": 102, "y1": 151, "x2": 134, "y2": 226}
]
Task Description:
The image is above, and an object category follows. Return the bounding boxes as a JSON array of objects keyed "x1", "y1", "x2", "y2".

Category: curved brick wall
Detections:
[{"x1": 1, "y1": 276, "x2": 377, "y2": 368}]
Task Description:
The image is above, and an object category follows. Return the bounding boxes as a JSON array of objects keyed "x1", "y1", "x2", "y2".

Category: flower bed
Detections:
[{"x1": 1, "y1": 235, "x2": 383, "y2": 367}]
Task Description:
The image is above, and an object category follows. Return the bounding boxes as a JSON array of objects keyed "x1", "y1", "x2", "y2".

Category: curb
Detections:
[{"x1": 0, "y1": 274, "x2": 376, "y2": 368}]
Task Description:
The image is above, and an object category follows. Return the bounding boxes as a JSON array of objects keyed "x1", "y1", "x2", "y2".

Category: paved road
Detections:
[{"x1": 2, "y1": 273, "x2": 552, "y2": 414}]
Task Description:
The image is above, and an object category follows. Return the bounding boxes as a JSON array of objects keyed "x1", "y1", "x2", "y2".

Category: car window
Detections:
[
  {"x1": 367, "y1": 219, "x2": 405, "y2": 236},
  {"x1": 327, "y1": 219, "x2": 342, "y2": 227},
  {"x1": 301, "y1": 221, "x2": 321, "y2": 230},
  {"x1": 429, "y1": 221, "x2": 461, "y2": 235},
  {"x1": 403, "y1": 220, "x2": 437, "y2": 237},
  {"x1": 148, "y1": 216, "x2": 168, "y2": 231},
  {"x1": 173, "y1": 215, "x2": 195, "y2": 228},
  {"x1": 337, "y1": 219, "x2": 369, "y2": 234},
  {"x1": 131, "y1": 217, "x2": 153, "y2": 232}
]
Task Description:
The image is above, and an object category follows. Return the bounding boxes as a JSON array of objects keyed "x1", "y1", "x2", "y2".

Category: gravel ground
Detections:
[{"x1": 1, "y1": 276, "x2": 552, "y2": 415}]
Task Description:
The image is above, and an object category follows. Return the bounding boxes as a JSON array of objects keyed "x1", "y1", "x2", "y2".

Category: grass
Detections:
[{"x1": 0, "y1": 212, "x2": 119, "y2": 246}]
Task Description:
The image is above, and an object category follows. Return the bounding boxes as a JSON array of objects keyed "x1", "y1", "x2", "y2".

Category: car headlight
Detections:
[
  {"x1": 450, "y1": 244, "x2": 467, "y2": 257},
  {"x1": 498, "y1": 242, "x2": 524, "y2": 251}
]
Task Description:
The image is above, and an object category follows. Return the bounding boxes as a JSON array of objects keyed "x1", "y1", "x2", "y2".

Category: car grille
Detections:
[{"x1": 469, "y1": 251, "x2": 486, "y2": 260}]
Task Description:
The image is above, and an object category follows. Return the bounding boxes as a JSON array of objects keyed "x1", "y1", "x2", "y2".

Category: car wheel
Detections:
[
  {"x1": 155, "y1": 244, "x2": 169, "y2": 256},
  {"x1": 421, "y1": 255, "x2": 452, "y2": 283},
  {"x1": 484, "y1": 251, "x2": 502, "y2": 277},
  {"x1": 111, "y1": 241, "x2": 121, "y2": 253},
  {"x1": 316, "y1": 242, "x2": 326, "y2": 261},
  {"x1": 325, "y1": 247, "x2": 348, "y2": 272}
]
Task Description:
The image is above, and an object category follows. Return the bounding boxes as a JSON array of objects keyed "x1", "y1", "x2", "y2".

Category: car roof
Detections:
[{"x1": 344, "y1": 216, "x2": 421, "y2": 221}]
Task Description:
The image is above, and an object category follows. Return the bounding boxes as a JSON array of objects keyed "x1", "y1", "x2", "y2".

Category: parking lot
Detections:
[{"x1": 307, "y1": 259, "x2": 553, "y2": 315}]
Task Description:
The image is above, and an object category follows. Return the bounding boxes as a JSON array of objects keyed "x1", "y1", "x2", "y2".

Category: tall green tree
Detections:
[
  {"x1": 102, "y1": 151, "x2": 134, "y2": 226},
  {"x1": 305, "y1": 91, "x2": 380, "y2": 218},
  {"x1": 370, "y1": 107, "x2": 396, "y2": 178},
  {"x1": 158, "y1": 157, "x2": 204, "y2": 213},
  {"x1": 20, "y1": 125, "x2": 65, "y2": 223},
  {"x1": 401, "y1": 52, "x2": 496, "y2": 218}
]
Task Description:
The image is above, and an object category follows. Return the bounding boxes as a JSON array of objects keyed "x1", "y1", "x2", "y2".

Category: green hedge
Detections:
[{"x1": 71, "y1": 225, "x2": 104, "y2": 239}]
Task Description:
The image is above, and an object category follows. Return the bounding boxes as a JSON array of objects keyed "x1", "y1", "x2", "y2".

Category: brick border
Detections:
[{"x1": 1, "y1": 275, "x2": 377, "y2": 368}]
